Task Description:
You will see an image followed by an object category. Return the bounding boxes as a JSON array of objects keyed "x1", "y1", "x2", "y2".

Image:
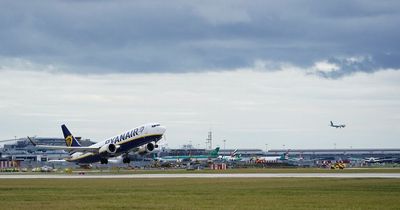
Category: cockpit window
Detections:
[{"x1": 152, "y1": 124, "x2": 160, "y2": 128}]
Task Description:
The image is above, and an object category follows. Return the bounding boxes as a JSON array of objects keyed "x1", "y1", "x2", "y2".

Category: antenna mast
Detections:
[{"x1": 205, "y1": 130, "x2": 212, "y2": 150}]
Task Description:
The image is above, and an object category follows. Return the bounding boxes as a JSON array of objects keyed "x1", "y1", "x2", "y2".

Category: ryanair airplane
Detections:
[{"x1": 28, "y1": 123, "x2": 166, "y2": 165}]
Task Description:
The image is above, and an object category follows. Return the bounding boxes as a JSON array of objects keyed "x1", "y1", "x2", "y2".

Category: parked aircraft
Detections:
[
  {"x1": 28, "y1": 123, "x2": 166, "y2": 165},
  {"x1": 255, "y1": 153, "x2": 288, "y2": 163},
  {"x1": 330, "y1": 121, "x2": 345, "y2": 128},
  {"x1": 32, "y1": 165, "x2": 54, "y2": 172},
  {"x1": 155, "y1": 147, "x2": 220, "y2": 163},
  {"x1": 363, "y1": 157, "x2": 399, "y2": 163},
  {"x1": 363, "y1": 157, "x2": 381, "y2": 163},
  {"x1": 218, "y1": 149, "x2": 242, "y2": 161}
]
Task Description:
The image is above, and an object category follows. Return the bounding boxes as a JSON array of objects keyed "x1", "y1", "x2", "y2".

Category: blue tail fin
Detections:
[{"x1": 61, "y1": 124, "x2": 81, "y2": 147}]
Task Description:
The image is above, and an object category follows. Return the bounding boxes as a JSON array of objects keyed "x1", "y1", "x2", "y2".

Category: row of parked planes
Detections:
[{"x1": 4, "y1": 122, "x2": 393, "y2": 168}]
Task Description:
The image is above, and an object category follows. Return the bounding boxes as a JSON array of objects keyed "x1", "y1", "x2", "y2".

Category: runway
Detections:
[{"x1": 0, "y1": 173, "x2": 400, "y2": 179}]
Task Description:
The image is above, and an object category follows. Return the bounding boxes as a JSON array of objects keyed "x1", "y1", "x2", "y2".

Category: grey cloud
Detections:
[
  {"x1": 0, "y1": 0, "x2": 399, "y2": 77},
  {"x1": 313, "y1": 56, "x2": 377, "y2": 79}
]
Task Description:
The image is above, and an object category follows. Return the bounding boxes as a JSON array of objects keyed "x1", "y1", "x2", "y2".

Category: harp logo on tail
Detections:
[{"x1": 65, "y1": 135, "x2": 73, "y2": 147}]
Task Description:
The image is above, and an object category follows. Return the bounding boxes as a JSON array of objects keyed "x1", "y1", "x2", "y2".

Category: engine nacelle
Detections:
[
  {"x1": 136, "y1": 143, "x2": 155, "y2": 156},
  {"x1": 99, "y1": 143, "x2": 119, "y2": 154}
]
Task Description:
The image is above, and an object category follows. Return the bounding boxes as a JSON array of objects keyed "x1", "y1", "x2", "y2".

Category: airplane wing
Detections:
[
  {"x1": 47, "y1": 159, "x2": 67, "y2": 163},
  {"x1": 33, "y1": 145, "x2": 98, "y2": 152},
  {"x1": 0, "y1": 139, "x2": 24, "y2": 143},
  {"x1": 27, "y1": 136, "x2": 99, "y2": 152}
]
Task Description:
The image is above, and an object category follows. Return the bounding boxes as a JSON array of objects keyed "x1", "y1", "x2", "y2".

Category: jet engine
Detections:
[
  {"x1": 99, "y1": 143, "x2": 119, "y2": 154},
  {"x1": 136, "y1": 143, "x2": 155, "y2": 156}
]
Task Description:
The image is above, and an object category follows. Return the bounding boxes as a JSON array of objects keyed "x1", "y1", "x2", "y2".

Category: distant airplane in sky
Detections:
[
  {"x1": 330, "y1": 121, "x2": 346, "y2": 128},
  {"x1": 28, "y1": 123, "x2": 166, "y2": 166}
]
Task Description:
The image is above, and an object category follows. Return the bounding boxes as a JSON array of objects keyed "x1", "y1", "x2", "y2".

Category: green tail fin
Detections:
[{"x1": 209, "y1": 147, "x2": 220, "y2": 157}]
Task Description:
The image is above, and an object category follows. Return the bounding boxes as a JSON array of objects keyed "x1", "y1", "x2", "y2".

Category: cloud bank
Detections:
[
  {"x1": 0, "y1": 1, "x2": 399, "y2": 78},
  {"x1": 1, "y1": 65, "x2": 399, "y2": 149}
]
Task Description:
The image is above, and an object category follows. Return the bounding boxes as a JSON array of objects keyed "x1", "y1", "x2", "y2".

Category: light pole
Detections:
[{"x1": 223, "y1": 139, "x2": 226, "y2": 150}]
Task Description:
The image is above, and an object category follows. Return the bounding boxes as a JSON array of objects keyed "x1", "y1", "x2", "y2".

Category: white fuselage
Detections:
[
  {"x1": 69, "y1": 123, "x2": 166, "y2": 163},
  {"x1": 256, "y1": 156, "x2": 283, "y2": 163},
  {"x1": 218, "y1": 155, "x2": 241, "y2": 161}
]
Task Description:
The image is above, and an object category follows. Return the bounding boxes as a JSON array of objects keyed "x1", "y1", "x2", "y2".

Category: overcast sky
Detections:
[{"x1": 0, "y1": 1, "x2": 399, "y2": 149}]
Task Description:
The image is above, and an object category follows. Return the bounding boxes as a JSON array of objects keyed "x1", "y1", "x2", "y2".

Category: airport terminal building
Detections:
[
  {"x1": 268, "y1": 149, "x2": 400, "y2": 160},
  {"x1": 0, "y1": 137, "x2": 94, "y2": 163},
  {"x1": 1, "y1": 137, "x2": 400, "y2": 167}
]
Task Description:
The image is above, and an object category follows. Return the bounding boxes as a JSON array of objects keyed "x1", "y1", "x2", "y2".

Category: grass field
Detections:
[{"x1": 0, "y1": 178, "x2": 399, "y2": 209}]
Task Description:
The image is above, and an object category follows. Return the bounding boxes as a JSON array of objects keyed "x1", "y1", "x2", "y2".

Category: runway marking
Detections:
[{"x1": 0, "y1": 173, "x2": 400, "y2": 179}]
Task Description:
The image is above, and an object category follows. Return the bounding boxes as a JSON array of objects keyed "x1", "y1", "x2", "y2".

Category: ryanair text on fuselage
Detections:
[{"x1": 105, "y1": 126, "x2": 145, "y2": 144}]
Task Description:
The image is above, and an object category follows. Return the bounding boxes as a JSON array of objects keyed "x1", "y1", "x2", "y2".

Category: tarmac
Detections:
[{"x1": 0, "y1": 173, "x2": 400, "y2": 179}]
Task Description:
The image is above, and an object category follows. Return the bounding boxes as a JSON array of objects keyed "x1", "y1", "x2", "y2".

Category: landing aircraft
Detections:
[
  {"x1": 330, "y1": 121, "x2": 345, "y2": 128},
  {"x1": 28, "y1": 123, "x2": 166, "y2": 165}
]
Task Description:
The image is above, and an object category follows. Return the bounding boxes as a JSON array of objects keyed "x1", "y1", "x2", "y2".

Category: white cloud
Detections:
[
  {"x1": 311, "y1": 60, "x2": 340, "y2": 73},
  {"x1": 0, "y1": 61, "x2": 399, "y2": 149},
  {"x1": 345, "y1": 55, "x2": 371, "y2": 63}
]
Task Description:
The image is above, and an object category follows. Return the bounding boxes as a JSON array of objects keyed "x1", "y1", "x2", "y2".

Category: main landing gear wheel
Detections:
[
  {"x1": 123, "y1": 157, "x2": 131, "y2": 164},
  {"x1": 100, "y1": 158, "x2": 108, "y2": 164}
]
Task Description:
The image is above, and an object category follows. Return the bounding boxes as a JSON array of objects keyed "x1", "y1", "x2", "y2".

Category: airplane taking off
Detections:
[
  {"x1": 28, "y1": 123, "x2": 166, "y2": 165},
  {"x1": 330, "y1": 121, "x2": 345, "y2": 128}
]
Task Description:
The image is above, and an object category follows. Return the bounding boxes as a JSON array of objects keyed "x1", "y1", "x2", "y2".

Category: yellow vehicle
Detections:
[{"x1": 331, "y1": 162, "x2": 345, "y2": 169}]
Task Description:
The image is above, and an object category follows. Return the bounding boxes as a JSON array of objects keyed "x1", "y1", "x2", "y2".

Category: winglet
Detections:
[{"x1": 27, "y1": 136, "x2": 37, "y2": 146}]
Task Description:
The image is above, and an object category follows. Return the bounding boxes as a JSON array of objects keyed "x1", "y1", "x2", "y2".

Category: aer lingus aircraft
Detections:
[
  {"x1": 155, "y1": 147, "x2": 220, "y2": 163},
  {"x1": 28, "y1": 123, "x2": 166, "y2": 165}
]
